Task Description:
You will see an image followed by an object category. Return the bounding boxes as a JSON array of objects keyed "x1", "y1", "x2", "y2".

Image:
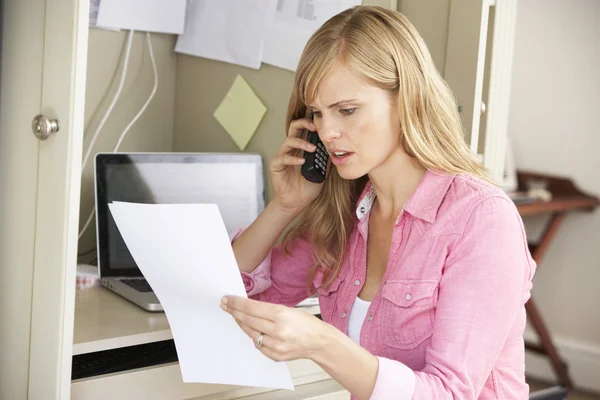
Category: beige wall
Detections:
[
  {"x1": 398, "y1": 0, "x2": 450, "y2": 74},
  {"x1": 173, "y1": 57, "x2": 293, "y2": 202},
  {"x1": 173, "y1": 1, "x2": 449, "y2": 202},
  {"x1": 78, "y1": 3, "x2": 443, "y2": 255},
  {"x1": 509, "y1": 0, "x2": 600, "y2": 350},
  {"x1": 78, "y1": 30, "x2": 177, "y2": 256}
]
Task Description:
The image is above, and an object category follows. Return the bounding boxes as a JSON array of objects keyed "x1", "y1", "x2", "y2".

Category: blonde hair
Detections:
[{"x1": 282, "y1": 6, "x2": 492, "y2": 287}]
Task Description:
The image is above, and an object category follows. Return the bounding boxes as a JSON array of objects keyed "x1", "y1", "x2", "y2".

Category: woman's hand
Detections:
[
  {"x1": 221, "y1": 295, "x2": 334, "y2": 362},
  {"x1": 269, "y1": 118, "x2": 324, "y2": 216}
]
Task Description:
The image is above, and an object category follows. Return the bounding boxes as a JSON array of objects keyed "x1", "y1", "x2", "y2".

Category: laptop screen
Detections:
[{"x1": 94, "y1": 153, "x2": 265, "y2": 278}]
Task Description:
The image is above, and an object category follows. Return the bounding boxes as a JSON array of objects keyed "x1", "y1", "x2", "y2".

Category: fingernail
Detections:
[{"x1": 221, "y1": 297, "x2": 228, "y2": 306}]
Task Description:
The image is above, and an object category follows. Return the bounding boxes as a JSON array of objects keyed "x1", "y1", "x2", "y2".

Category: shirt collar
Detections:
[{"x1": 355, "y1": 170, "x2": 455, "y2": 224}]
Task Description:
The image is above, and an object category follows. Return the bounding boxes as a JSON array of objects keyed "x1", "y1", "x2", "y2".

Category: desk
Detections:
[
  {"x1": 72, "y1": 287, "x2": 326, "y2": 400},
  {"x1": 515, "y1": 171, "x2": 600, "y2": 389},
  {"x1": 73, "y1": 287, "x2": 172, "y2": 355},
  {"x1": 73, "y1": 287, "x2": 321, "y2": 355}
]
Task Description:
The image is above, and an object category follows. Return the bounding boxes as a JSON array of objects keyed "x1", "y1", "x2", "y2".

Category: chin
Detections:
[{"x1": 334, "y1": 165, "x2": 367, "y2": 181}]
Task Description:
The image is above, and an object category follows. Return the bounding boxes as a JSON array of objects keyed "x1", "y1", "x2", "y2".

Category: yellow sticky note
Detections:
[{"x1": 214, "y1": 75, "x2": 267, "y2": 151}]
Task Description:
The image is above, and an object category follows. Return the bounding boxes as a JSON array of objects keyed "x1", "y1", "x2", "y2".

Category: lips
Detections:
[
  {"x1": 328, "y1": 149, "x2": 354, "y2": 166},
  {"x1": 328, "y1": 148, "x2": 351, "y2": 157}
]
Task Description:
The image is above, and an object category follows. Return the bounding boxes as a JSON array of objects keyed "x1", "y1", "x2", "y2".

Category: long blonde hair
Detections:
[{"x1": 282, "y1": 6, "x2": 492, "y2": 287}]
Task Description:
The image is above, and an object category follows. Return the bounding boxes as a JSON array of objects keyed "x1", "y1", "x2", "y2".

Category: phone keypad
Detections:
[
  {"x1": 301, "y1": 131, "x2": 328, "y2": 183},
  {"x1": 315, "y1": 142, "x2": 328, "y2": 175}
]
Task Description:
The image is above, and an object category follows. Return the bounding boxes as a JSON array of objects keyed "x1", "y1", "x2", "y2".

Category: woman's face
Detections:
[{"x1": 307, "y1": 64, "x2": 403, "y2": 180}]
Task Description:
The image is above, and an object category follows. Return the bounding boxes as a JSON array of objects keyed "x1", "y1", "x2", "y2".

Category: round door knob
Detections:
[{"x1": 32, "y1": 114, "x2": 59, "y2": 140}]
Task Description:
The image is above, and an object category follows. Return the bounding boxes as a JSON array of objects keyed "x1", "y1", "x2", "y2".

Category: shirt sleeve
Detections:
[
  {"x1": 371, "y1": 357, "x2": 416, "y2": 399},
  {"x1": 370, "y1": 196, "x2": 536, "y2": 400},
  {"x1": 229, "y1": 228, "x2": 316, "y2": 307}
]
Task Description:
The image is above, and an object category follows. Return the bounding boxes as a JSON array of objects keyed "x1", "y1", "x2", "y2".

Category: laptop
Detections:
[{"x1": 94, "y1": 152, "x2": 265, "y2": 312}]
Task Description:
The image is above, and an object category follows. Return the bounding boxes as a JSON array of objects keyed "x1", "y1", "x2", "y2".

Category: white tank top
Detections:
[{"x1": 347, "y1": 296, "x2": 372, "y2": 344}]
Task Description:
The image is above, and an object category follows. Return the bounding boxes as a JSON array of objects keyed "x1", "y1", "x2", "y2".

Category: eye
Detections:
[
  {"x1": 311, "y1": 111, "x2": 322, "y2": 119},
  {"x1": 340, "y1": 108, "x2": 357, "y2": 115}
]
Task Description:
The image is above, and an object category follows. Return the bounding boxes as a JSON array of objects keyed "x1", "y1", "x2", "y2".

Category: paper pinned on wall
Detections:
[
  {"x1": 108, "y1": 201, "x2": 294, "y2": 390},
  {"x1": 89, "y1": 0, "x2": 119, "y2": 31},
  {"x1": 96, "y1": 0, "x2": 187, "y2": 34},
  {"x1": 214, "y1": 75, "x2": 267, "y2": 151},
  {"x1": 262, "y1": 0, "x2": 363, "y2": 71},
  {"x1": 175, "y1": 0, "x2": 278, "y2": 70}
]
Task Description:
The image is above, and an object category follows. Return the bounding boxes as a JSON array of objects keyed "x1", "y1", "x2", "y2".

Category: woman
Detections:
[{"x1": 221, "y1": 5, "x2": 535, "y2": 400}]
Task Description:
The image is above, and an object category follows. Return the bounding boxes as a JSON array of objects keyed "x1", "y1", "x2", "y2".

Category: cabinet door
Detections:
[
  {"x1": 399, "y1": 0, "x2": 518, "y2": 182},
  {"x1": 396, "y1": 0, "x2": 489, "y2": 151},
  {"x1": 446, "y1": 0, "x2": 519, "y2": 182},
  {"x1": 443, "y1": 0, "x2": 491, "y2": 153},
  {"x1": 0, "y1": 0, "x2": 88, "y2": 399}
]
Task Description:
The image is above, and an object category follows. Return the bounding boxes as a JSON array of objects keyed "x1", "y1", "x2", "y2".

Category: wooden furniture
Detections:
[
  {"x1": 71, "y1": 287, "x2": 329, "y2": 399},
  {"x1": 0, "y1": 1, "x2": 520, "y2": 397},
  {"x1": 515, "y1": 171, "x2": 600, "y2": 389}
]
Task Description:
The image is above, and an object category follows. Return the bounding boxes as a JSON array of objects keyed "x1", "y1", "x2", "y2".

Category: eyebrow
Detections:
[{"x1": 307, "y1": 99, "x2": 357, "y2": 110}]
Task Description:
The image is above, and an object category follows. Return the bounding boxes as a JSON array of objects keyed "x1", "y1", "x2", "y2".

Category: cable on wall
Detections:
[{"x1": 78, "y1": 30, "x2": 158, "y2": 240}]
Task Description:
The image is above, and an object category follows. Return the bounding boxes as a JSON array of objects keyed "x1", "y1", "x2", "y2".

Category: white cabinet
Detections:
[
  {"x1": 219, "y1": 380, "x2": 350, "y2": 400},
  {"x1": 0, "y1": 0, "x2": 88, "y2": 399},
  {"x1": 71, "y1": 358, "x2": 333, "y2": 400},
  {"x1": 399, "y1": 0, "x2": 519, "y2": 182},
  {"x1": 0, "y1": 1, "x2": 516, "y2": 399}
]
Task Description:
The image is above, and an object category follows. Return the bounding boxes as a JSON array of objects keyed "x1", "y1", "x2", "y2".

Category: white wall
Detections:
[
  {"x1": 508, "y1": 0, "x2": 600, "y2": 391},
  {"x1": 78, "y1": 30, "x2": 178, "y2": 256}
]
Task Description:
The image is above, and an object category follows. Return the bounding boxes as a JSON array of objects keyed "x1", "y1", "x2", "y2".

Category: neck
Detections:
[{"x1": 368, "y1": 148, "x2": 426, "y2": 220}]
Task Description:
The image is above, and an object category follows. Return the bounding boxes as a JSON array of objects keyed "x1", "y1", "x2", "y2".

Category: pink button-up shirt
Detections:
[{"x1": 234, "y1": 170, "x2": 536, "y2": 399}]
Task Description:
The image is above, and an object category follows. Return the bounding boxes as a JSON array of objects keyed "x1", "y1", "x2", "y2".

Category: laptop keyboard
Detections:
[{"x1": 121, "y1": 278, "x2": 153, "y2": 292}]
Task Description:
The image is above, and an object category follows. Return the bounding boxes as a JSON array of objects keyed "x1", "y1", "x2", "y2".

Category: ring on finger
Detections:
[{"x1": 256, "y1": 333, "x2": 264, "y2": 349}]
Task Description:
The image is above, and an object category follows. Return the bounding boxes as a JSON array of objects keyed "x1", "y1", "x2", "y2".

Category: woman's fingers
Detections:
[
  {"x1": 223, "y1": 296, "x2": 280, "y2": 321},
  {"x1": 270, "y1": 154, "x2": 305, "y2": 173},
  {"x1": 227, "y1": 307, "x2": 277, "y2": 337},
  {"x1": 277, "y1": 136, "x2": 317, "y2": 157},
  {"x1": 288, "y1": 118, "x2": 315, "y2": 138},
  {"x1": 269, "y1": 118, "x2": 317, "y2": 173},
  {"x1": 237, "y1": 322, "x2": 291, "y2": 361}
]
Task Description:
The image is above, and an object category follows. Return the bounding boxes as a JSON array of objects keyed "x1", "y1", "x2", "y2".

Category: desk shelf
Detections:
[
  {"x1": 73, "y1": 287, "x2": 172, "y2": 355},
  {"x1": 73, "y1": 287, "x2": 321, "y2": 356},
  {"x1": 72, "y1": 287, "x2": 326, "y2": 399}
]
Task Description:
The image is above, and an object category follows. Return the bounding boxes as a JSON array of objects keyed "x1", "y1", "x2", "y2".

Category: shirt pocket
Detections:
[
  {"x1": 381, "y1": 279, "x2": 438, "y2": 350},
  {"x1": 312, "y1": 268, "x2": 344, "y2": 324}
]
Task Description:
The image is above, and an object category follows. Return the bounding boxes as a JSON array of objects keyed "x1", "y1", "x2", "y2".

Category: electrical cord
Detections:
[
  {"x1": 78, "y1": 31, "x2": 158, "y2": 240},
  {"x1": 81, "y1": 30, "x2": 135, "y2": 172}
]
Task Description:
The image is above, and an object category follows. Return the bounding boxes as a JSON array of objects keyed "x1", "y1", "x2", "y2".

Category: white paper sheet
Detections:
[
  {"x1": 262, "y1": 0, "x2": 362, "y2": 71},
  {"x1": 97, "y1": 0, "x2": 187, "y2": 34},
  {"x1": 108, "y1": 202, "x2": 294, "y2": 390},
  {"x1": 175, "y1": 0, "x2": 278, "y2": 69},
  {"x1": 89, "y1": 0, "x2": 119, "y2": 30},
  {"x1": 89, "y1": 0, "x2": 102, "y2": 27}
]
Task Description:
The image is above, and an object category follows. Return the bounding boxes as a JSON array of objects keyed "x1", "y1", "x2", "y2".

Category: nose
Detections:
[{"x1": 317, "y1": 118, "x2": 342, "y2": 143}]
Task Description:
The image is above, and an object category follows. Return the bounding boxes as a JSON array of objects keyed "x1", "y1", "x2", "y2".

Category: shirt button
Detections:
[
  {"x1": 367, "y1": 315, "x2": 373, "y2": 322},
  {"x1": 341, "y1": 312, "x2": 347, "y2": 318},
  {"x1": 405, "y1": 293, "x2": 412, "y2": 301},
  {"x1": 354, "y1": 279, "x2": 361, "y2": 286}
]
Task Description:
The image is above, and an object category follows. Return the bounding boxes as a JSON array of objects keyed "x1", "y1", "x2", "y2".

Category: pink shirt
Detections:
[{"x1": 233, "y1": 170, "x2": 536, "y2": 399}]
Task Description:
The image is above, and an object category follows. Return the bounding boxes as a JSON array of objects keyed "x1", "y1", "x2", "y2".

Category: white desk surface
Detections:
[
  {"x1": 73, "y1": 287, "x2": 172, "y2": 355},
  {"x1": 73, "y1": 287, "x2": 320, "y2": 356}
]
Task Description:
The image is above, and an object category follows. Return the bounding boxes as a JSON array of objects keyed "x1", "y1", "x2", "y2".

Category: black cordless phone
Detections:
[{"x1": 301, "y1": 131, "x2": 329, "y2": 183}]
